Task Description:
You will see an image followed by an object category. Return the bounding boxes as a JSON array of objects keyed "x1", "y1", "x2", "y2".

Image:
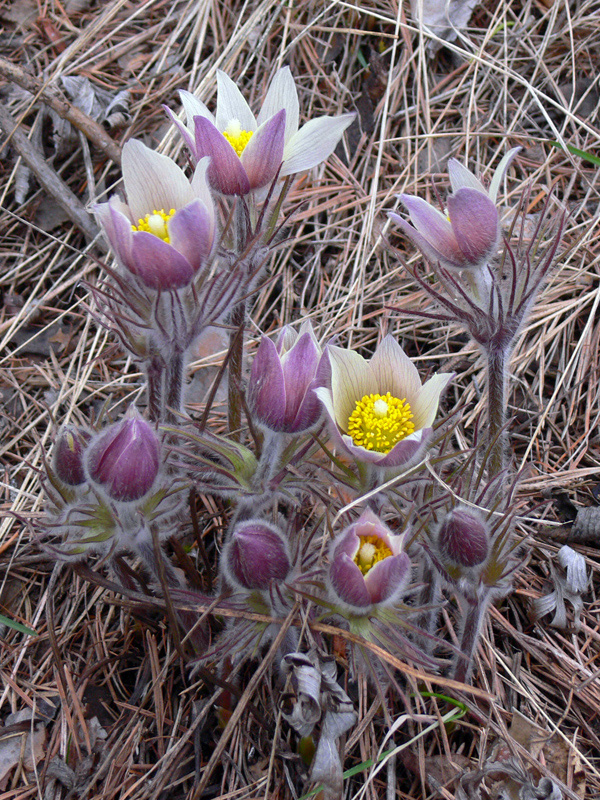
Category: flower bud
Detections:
[
  {"x1": 222, "y1": 520, "x2": 291, "y2": 590},
  {"x1": 53, "y1": 425, "x2": 90, "y2": 486},
  {"x1": 436, "y1": 508, "x2": 489, "y2": 568},
  {"x1": 86, "y1": 416, "x2": 160, "y2": 502},
  {"x1": 328, "y1": 509, "x2": 410, "y2": 611}
]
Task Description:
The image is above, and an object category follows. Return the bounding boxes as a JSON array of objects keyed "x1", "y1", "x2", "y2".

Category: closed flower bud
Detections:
[
  {"x1": 86, "y1": 415, "x2": 160, "y2": 502},
  {"x1": 328, "y1": 509, "x2": 410, "y2": 611},
  {"x1": 53, "y1": 425, "x2": 90, "y2": 486},
  {"x1": 222, "y1": 520, "x2": 291, "y2": 591},
  {"x1": 437, "y1": 508, "x2": 489, "y2": 568}
]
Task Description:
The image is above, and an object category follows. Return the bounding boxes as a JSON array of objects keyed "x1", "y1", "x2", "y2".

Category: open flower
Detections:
[
  {"x1": 248, "y1": 321, "x2": 327, "y2": 434},
  {"x1": 315, "y1": 336, "x2": 452, "y2": 468},
  {"x1": 328, "y1": 509, "x2": 410, "y2": 611},
  {"x1": 166, "y1": 67, "x2": 355, "y2": 195},
  {"x1": 389, "y1": 148, "x2": 520, "y2": 271},
  {"x1": 94, "y1": 139, "x2": 215, "y2": 290}
]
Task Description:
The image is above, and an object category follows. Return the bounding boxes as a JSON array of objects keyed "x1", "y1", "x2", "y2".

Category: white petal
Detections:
[
  {"x1": 369, "y1": 336, "x2": 421, "y2": 407},
  {"x1": 190, "y1": 157, "x2": 214, "y2": 210},
  {"x1": 121, "y1": 140, "x2": 195, "y2": 221},
  {"x1": 179, "y1": 89, "x2": 214, "y2": 126},
  {"x1": 411, "y1": 373, "x2": 453, "y2": 429},
  {"x1": 328, "y1": 346, "x2": 374, "y2": 432},
  {"x1": 257, "y1": 66, "x2": 299, "y2": 144},
  {"x1": 280, "y1": 113, "x2": 355, "y2": 176},
  {"x1": 488, "y1": 147, "x2": 521, "y2": 204},
  {"x1": 447, "y1": 159, "x2": 485, "y2": 195},
  {"x1": 215, "y1": 70, "x2": 256, "y2": 133}
]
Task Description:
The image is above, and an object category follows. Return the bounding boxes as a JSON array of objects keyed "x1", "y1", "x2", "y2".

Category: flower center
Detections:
[
  {"x1": 354, "y1": 535, "x2": 393, "y2": 575},
  {"x1": 222, "y1": 119, "x2": 253, "y2": 156},
  {"x1": 132, "y1": 208, "x2": 176, "y2": 243},
  {"x1": 347, "y1": 392, "x2": 415, "y2": 453}
]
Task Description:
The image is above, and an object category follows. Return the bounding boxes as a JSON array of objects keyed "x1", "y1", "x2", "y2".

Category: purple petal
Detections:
[
  {"x1": 329, "y1": 553, "x2": 371, "y2": 608},
  {"x1": 241, "y1": 108, "x2": 286, "y2": 190},
  {"x1": 168, "y1": 199, "x2": 214, "y2": 273},
  {"x1": 331, "y1": 527, "x2": 360, "y2": 562},
  {"x1": 94, "y1": 199, "x2": 135, "y2": 273},
  {"x1": 130, "y1": 231, "x2": 195, "y2": 290},
  {"x1": 448, "y1": 188, "x2": 499, "y2": 265},
  {"x1": 194, "y1": 116, "x2": 250, "y2": 195},
  {"x1": 163, "y1": 105, "x2": 198, "y2": 160},
  {"x1": 364, "y1": 552, "x2": 410, "y2": 604},
  {"x1": 282, "y1": 331, "x2": 321, "y2": 431},
  {"x1": 248, "y1": 336, "x2": 286, "y2": 430},
  {"x1": 396, "y1": 196, "x2": 467, "y2": 269},
  {"x1": 338, "y1": 428, "x2": 431, "y2": 468}
]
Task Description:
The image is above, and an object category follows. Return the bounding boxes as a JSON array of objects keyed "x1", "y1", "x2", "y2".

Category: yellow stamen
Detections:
[
  {"x1": 347, "y1": 392, "x2": 415, "y2": 453},
  {"x1": 131, "y1": 208, "x2": 176, "y2": 243},
  {"x1": 354, "y1": 535, "x2": 393, "y2": 575},
  {"x1": 222, "y1": 119, "x2": 254, "y2": 157}
]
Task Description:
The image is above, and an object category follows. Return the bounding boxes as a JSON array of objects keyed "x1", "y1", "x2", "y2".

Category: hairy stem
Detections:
[
  {"x1": 146, "y1": 353, "x2": 164, "y2": 423},
  {"x1": 227, "y1": 300, "x2": 246, "y2": 440},
  {"x1": 164, "y1": 349, "x2": 185, "y2": 424},
  {"x1": 486, "y1": 343, "x2": 509, "y2": 478},
  {"x1": 453, "y1": 592, "x2": 490, "y2": 684}
]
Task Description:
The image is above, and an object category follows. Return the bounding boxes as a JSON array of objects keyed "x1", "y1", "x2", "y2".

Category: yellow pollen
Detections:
[
  {"x1": 347, "y1": 392, "x2": 415, "y2": 453},
  {"x1": 131, "y1": 208, "x2": 176, "y2": 243},
  {"x1": 223, "y1": 119, "x2": 254, "y2": 156},
  {"x1": 354, "y1": 535, "x2": 393, "y2": 575}
]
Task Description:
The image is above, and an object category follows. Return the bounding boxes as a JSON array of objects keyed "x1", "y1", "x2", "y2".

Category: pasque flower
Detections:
[
  {"x1": 86, "y1": 413, "x2": 160, "y2": 502},
  {"x1": 389, "y1": 148, "x2": 520, "y2": 271},
  {"x1": 328, "y1": 509, "x2": 410, "y2": 611},
  {"x1": 222, "y1": 520, "x2": 291, "y2": 591},
  {"x1": 315, "y1": 335, "x2": 452, "y2": 468},
  {"x1": 166, "y1": 67, "x2": 355, "y2": 195},
  {"x1": 248, "y1": 321, "x2": 327, "y2": 434},
  {"x1": 94, "y1": 139, "x2": 215, "y2": 290},
  {"x1": 436, "y1": 508, "x2": 490, "y2": 569},
  {"x1": 53, "y1": 425, "x2": 90, "y2": 487}
]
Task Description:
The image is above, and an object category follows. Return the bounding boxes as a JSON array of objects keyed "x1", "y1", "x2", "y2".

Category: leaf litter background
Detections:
[{"x1": 0, "y1": 0, "x2": 599, "y2": 798}]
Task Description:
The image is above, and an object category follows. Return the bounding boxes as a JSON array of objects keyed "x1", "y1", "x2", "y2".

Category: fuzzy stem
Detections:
[
  {"x1": 146, "y1": 353, "x2": 164, "y2": 423},
  {"x1": 486, "y1": 343, "x2": 509, "y2": 478},
  {"x1": 228, "y1": 300, "x2": 246, "y2": 440},
  {"x1": 415, "y1": 560, "x2": 441, "y2": 654},
  {"x1": 453, "y1": 592, "x2": 490, "y2": 684},
  {"x1": 164, "y1": 348, "x2": 185, "y2": 424}
]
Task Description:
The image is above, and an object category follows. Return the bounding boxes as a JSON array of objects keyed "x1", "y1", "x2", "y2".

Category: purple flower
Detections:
[
  {"x1": 248, "y1": 321, "x2": 327, "y2": 434},
  {"x1": 436, "y1": 508, "x2": 490, "y2": 568},
  {"x1": 315, "y1": 335, "x2": 452, "y2": 469},
  {"x1": 166, "y1": 67, "x2": 355, "y2": 195},
  {"x1": 86, "y1": 414, "x2": 160, "y2": 502},
  {"x1": 389, "y1": 148, "x2": 520, "y2": 271},
  {"x1": 328, "y1": 509, "x2": 410, "y2": 611},
  {"x1": 53, "y1": 425, "x2": 90, "y2": 486},
  {"x1": 94, "y1": 140, "x2": 215, "y2": 290},
  {"x1": 222, "y1": 520, "x2": 291, "y2": 591}
]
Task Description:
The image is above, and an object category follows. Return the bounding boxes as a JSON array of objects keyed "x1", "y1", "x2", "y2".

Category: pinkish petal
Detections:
[
  {"x1": 241, "y1": 108, "x2": 286, "y2": 190},
  {"x1": 412, "y1": 373, "x2": 453, "y2": 429},
  {"x1": 397, "y1": 195, "x2": 467, "y2": 268},
  {"x1": 179, "y1": 89, "x2": 214, "y2": 126},
  {"x1": 168, "y1": 199, "x2": 214, "y2": 273},
  {"x1": 282, "y1": 331, "x2": 321, "y2": 431},
  {"x1": 257, "y1": 66, "x2": 299, "y2": 143},
  {"x1": 447, "y1": 158, "x2": 486, "y2": 194},
  {"x1": 94, "y1": 199, "x2": 135, "y2": 272},
  {"x1": 329, "y1": 553, "x2": 371, "y2": 608},
  {"x1": 194, "y1": 116, "x2": 251, "y2": 195},
  {"x1": 448, "y1": 188, "x2": 499, "y2": 265},
  {"x1": 389, "y1": 212, "x2": 460, "y2": 269},
  {"x1": 215, "y1": 70, "x2": 256, "y2": 132},
  {"x1": 130, "y1": 231, "x2": 195, "y2": 290},
  {"x1": 163, "y1": 105, "x2": 198, "y2": 160},
  {"x1": 327, "y1": 346, "x2": 373, "y2": 432},
  {"x1": 122, "y1": 139, "x2": 195, "y2": 221},
  {"x1": 331, "y1": 527, "x2": 360, "y2": 562},
  {"x1": 364, "y1": 552, "x2": 410, "y2": 604},
  {"x1": 248, "y1": 336, "x2": 286, "y2": 430},
  {"x1": 376, "y1": 428, "x2": 431, "y2": 468},
  {"x1": 280, "y1": 113, "x2": 355, "y2": 175},
  {"x1": 369, "y1": 336, "x2": 422, "y2": 408}
]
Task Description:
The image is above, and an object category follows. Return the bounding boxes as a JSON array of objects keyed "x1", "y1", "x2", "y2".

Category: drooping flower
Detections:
[
  {"x1": 327, "y1": 509, "x2": 410, "y2": 611},
  {"x1": 166, "y1": 67, "x2": 355, "y2": 195},
  {"x1": 248, "y1": 321, "x2": 327, "y2": 434},
  {"x1": 222, "y1": 520, "x2": 291, "y2": 591},
  {"x1": 315, "y1": 335, "x2": 452, "y2": 469},
  {"x1": 389, "y1": 148, "x2": 521, "y2": 271},
  {"x1": 94, "y1": 139, "x2": 215, "y2": 290},
  {"x1": 86, "y1": 413, "x2": 160, "y2": 502}
]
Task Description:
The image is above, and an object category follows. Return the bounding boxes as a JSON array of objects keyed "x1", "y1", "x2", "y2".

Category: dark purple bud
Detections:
[
  {"x1": 223, "y1": 520, "x2": 291, "y2": 590},
  {"x1": 53, "y1": 425, "x2": 90, "y2": 486},
  {"x1": 437, "y1": 509, "x2": 489, "y2": 568},
  {"x1": 86, "y1": 416, "x2": 160, "y2": 502}
]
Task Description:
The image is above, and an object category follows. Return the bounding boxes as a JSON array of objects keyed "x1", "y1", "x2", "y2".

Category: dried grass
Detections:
[{"x1": 1, "y1": 0, "x2": 600, "y2": 797}]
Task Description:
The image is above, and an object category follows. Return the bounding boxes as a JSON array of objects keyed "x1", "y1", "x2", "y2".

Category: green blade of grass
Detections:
[
  {"x1": 549, "y1": 141, "x2": 600, "y2": 167},
  {"x1": 0, "y1": 613, "x2": 38, "y2": 636}
]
